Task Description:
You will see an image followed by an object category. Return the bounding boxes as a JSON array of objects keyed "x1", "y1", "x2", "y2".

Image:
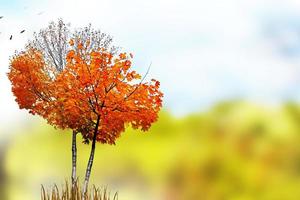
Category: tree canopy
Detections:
[{"x1": 8, "y1": 23, "x2": 163, "y2": 145}]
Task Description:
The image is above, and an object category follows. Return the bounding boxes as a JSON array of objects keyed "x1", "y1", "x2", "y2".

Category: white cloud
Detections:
[{"x1": 2, "y1": 0, "x2": 300, "y2": 126}]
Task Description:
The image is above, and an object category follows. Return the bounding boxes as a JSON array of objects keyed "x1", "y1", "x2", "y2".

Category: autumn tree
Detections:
[
  {"x1": 22, "y1": 19, "x2": 118, "y2": 193},
  {"x1": 8, "y1": 19, "x2": 163, "y2": 199}
]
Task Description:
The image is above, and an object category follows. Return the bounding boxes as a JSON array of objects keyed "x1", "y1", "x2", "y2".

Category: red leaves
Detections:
[
  {"x1": 119, "y1": 53, "x2": 127, "y2": 60},
  {"x1": 69, "y1": 39, "x2": 74, "y2": 46},
  {"x1": 8, "y1": 49, "x2": 51, "y2": 111},
  {"x1": 8, "y1": 39, "x2": 163, "y2": 145},
  {"x1": 124, "y1": 60, "x2": 131, "y2": 70}
]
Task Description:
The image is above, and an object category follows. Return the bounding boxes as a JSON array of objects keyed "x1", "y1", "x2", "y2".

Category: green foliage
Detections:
[{"x1": 5, "y1": 101, "x2": 300, "y2": 200}]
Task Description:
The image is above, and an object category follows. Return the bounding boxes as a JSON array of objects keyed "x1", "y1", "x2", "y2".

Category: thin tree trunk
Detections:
[
  {"x1": 82, "y1": 115, "x2": 100, "y2": 199},
  {"x1": 71, "y1": 130, "x2": 77, "y2": 196}
]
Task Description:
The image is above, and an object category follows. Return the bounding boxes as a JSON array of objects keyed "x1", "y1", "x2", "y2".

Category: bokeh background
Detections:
[{"x1": 2, "y1": 0, "x2": 300, "y2": 199}]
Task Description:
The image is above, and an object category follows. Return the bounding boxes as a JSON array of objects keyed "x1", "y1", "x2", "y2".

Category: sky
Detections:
[{"x1": 2, "y1": 0, "x2": 300, "y2": 130}]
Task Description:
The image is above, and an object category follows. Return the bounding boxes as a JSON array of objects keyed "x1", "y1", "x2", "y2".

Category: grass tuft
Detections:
[{"x1": 41, "y1": 181, "x2": 118, "y2": 200}]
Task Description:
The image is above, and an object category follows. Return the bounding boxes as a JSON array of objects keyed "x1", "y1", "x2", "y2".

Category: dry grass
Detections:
[{"x1": 41, "y1": 181, "x2": 118, "y2": 200}]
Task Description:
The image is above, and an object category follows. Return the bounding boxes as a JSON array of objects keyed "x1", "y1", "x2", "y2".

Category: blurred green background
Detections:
[{"x1": 2, "y1": 101, "x2": 300, "y2": 200}]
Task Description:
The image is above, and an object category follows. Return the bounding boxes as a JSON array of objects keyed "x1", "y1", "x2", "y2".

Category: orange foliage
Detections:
[{"x1": 8, "y1": 40, "x2": 163, "y2": 144}]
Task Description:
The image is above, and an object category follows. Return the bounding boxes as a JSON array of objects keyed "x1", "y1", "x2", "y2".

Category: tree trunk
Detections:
[
  {"x1": 71, "y1": 130, "x2": 77, "y2": 196},
  {"x1": 82, "y1": 116, "x2": 100, "y2": 199}
]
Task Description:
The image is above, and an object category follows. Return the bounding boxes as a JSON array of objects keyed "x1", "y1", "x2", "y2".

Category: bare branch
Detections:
[{"x1": 124, "y1": 62, "x2": 152, "y2": 100}]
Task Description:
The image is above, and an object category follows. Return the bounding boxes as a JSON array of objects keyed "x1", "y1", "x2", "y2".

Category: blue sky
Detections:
[
  {"x1": 2, "y1": 0, "x2": 300, "y2": 130},
  {"x1": 1, "y1": 0, "x2": 22, "y2": 10}
]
